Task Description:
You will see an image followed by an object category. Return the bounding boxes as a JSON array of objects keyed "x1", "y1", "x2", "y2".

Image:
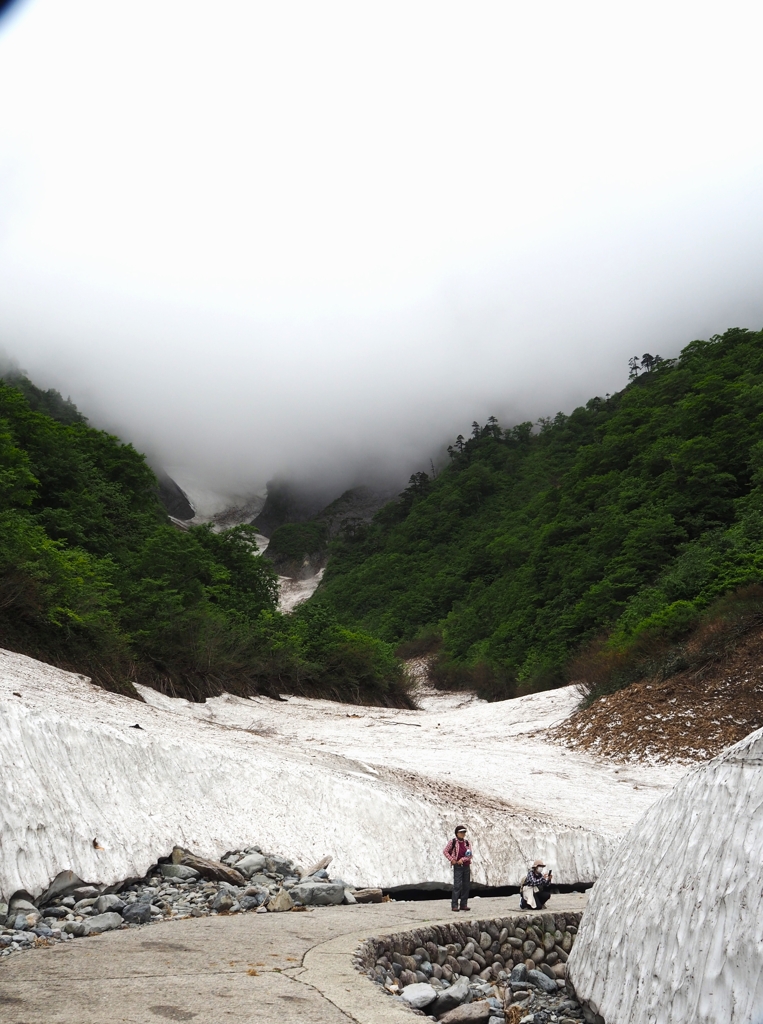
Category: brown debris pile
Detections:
[{"x1": 553, "y1": 627, "x2": 763, "y2": 763}]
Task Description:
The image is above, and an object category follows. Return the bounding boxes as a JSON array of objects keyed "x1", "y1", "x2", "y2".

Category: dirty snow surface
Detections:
[
  {"x1": 0, "y1": 649, "x2": 687, "y2": 902},
  {"x1": 567, "y1": 725, "x2": 763, "y2": 1024}
]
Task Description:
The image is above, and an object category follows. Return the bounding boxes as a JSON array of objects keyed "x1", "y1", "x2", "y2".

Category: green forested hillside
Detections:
[
  {"x1": 318, "y1": 328, "x2": 763, "y2": 697},
  {"x1": 0, "y1": 378, "x2": 408, "y2": 705}
]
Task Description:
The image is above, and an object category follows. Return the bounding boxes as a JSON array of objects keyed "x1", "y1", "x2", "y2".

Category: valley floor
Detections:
[{"x1": 1, "y1": 649, "x2": 687, "y2": 903}]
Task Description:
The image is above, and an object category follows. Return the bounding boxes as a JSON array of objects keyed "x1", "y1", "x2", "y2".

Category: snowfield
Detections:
[
  {"x1": 0, "y1": 648, "x2": 687, "y2": 902},
  {"x1": 567, "y1": 724, "x2": 763, "y2": 1024}
]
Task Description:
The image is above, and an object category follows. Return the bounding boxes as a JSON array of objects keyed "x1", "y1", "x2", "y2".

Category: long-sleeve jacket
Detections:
[
  {"x1": 443, "y1": 837, "x2": 472, "y2": 865},
  {"x1": 524, "y1": 868, "x2": 549, "y2": 888}
]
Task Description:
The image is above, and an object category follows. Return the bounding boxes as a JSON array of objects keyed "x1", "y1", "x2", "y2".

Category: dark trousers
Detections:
[
  {"x1": 534, "y1": 887, "x2": 551, "y2": 909},
  {"x1": 452, "y1": 863, "x2": 470, "y2": 908}
]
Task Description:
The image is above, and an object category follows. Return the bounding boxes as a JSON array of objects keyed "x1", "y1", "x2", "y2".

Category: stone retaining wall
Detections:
[{"x1": 354, "y1": 912, "x2": 602, "y2": 1023}]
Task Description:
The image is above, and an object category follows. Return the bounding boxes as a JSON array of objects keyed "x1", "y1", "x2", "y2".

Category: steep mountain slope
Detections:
[
  {"x1": 0, "y1": 377, "x2": 408, "y2": 706},
  {"x1": 317, "y1": 328, "x2": 763, "y2": 703}
]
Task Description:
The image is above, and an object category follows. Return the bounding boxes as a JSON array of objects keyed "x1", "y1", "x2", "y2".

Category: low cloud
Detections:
[{"x1": 2, "y1": 2, "x2": 763, "y2": 502}]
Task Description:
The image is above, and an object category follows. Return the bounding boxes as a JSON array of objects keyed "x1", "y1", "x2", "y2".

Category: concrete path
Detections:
[{"x1": 0, "y1": 894, "x2": 588, "y2": 1024}]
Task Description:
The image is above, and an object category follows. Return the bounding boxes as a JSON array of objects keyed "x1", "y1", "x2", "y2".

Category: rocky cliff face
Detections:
[
  {"x1": 567, "y1": 726, "x2": 763, "y2": 1024},
  {"x1": 155, "y1": 471, "x2": 195, "y2": 521},
  {"x1": 258, "y1": 482, "x2": 399, "y2": 584}
]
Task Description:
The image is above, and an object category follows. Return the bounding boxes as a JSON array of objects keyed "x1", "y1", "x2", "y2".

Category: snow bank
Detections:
[
  {"x1": 0, "y1": 649, "x2": 685, "y2": 902},
  {"x1": 567, "y1": 726, "x2": 763, "y2": 1024}
]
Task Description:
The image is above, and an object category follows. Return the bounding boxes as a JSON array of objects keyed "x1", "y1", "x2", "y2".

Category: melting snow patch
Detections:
[{"x1": 1, "y1": 648, "x2": 687, "y2": 901}]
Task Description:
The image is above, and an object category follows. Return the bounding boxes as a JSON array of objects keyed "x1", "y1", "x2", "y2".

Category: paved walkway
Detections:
[{"x1": 0, "y1": 894, "x2": 588, "y2": 1024}]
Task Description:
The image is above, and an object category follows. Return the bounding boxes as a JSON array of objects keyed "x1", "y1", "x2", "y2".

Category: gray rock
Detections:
[
  {"x1": 432, "y1": 975, "x2": 472, "y2": 1014},
  {"x1": 510, "y1": 963, "x2": 529, "y2": 985},
  {"x1": 9, "y1": 896, "x2": 38, "y2": 915},
  {"x1": 238, "y1": 893, "x2": 267, "y2": 911},
  {"x1": 38, "y1": 870, "x2": 86, "y2": 906},
  {"x1": 83, "y1": 912, "x2": 123, "y2": 935},
  {"x1": 343, "y1": 888, "x2": 358, "y2": 905},
  {"x1": 526, "y1": 969, "x2": 557, "y2": 993},
  {"x1": 488, "y1": 1018, "x2": 504, "y2": 1024},
  {"x1": 233, "y1": 853, "x2": 267, "y2": 877},
  {"x1": 438, "y1": 1002, "x2": 493, "y2": 1024},
  {"x1": 42, "y1": 906, "x2": 68, "y2": 919},
  {"x1": 288, "y1": 881, "x2": 344, "y2": 906},
  {"x1": 159, "y1": 863, "x2": 200, "y2": 881},
  {"x1": 73, "y1": 897, "x2": 98, "y2": 914},
  {"x1": 171, "y1": 848, "x2": 246, "y2": 886},
  {"x1": 71, "y1": 886, "x2": 100, "y2": 901},
  {"x1": 267, "y1": 889, "x2": 294, "y2": 913},
  {"x1": 480, "y1": 931, "x2": 492, "y2": 950},
  {"x1": 122, "y1": 902, "x2": 153, "y2": 925},
  {"x1": 63, "y1": 921, "x2": 86, "y2": 936},
  {"x1": 211, "y1": 891, "x2": 236, "y2": 913},
  {"x1": 400, "y1": 982, "x2": 437, "y2": 1009},
  {"x1": 94, "y1": 894, "x2": 125, "y2": 914},
  {"x1": 13, "y1": 913, "x2": 36, "y2": 931},
  {"x1": 267, "y1": 855, "x2": 294, "y2": 876}
]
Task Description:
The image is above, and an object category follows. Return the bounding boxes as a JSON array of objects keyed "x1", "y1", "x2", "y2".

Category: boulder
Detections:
[
  {"x1": 83, "y1": 912, "x2": 123, "y2": 935},
  {"x1": 352, "y1": 888, "x2": 384, "y2": 903},
  {"x1": 343, "y1": 888, "x2": 358, "y2": 905},
  {"x1": 94, "y1": 894, "x2": 125, "y2": 914},
  {"x1": 239, "y1": 892, "x2": 268, "y2": 911},
  {"x1": 507, "y1": 962, "x2": 528, "y2": 987},
  {"x1": 122, "y1": 902, "x2": 153, "y2": 925},
  {"x1": 267, "y1": 889, "x2": 294, "y2": 912},
  {"x1": 160, "y1": 863, "x2": 200, "y2": 881},
  {"x1": 71, "y1": 886, "x2": 100, "y2": 901},
  {"x1": 171, "y1": 847, "x2": 246, "y2": 886},
  {"x1": 288, "y1": 881, "x2": 344, "y2": 906},
  {"x1": 438, "y1": 1001, "x2": 493, "y2": 1024},
  {"x1": 432, "y1": 975, "x2": 471, "y2": 1014},
  {"x1": 267, "y1": 855, "x2": 294, "y2": 876},
  {"x1": 9, "y1": 896, "x2": 38, "y2": 917},
  {"x1": 73, "y1": 898, "x2": 98, "y2": 914},
  {"x1": 400, "y1": 983, "x2": 437, "y2": 1009},
  {"x1": 527, "y1": 968, "x2": 558, "y2": 993},
  {"x1": 211, "y1": 891, "x2": 236, "y2": 913},
  {"x1": 38, "y1": 870, "x2": 85, "y2": 906},
  {"x1": 63, "y1": 921, "x2": 86, "y2": 937},
  {"x1": 233, "y1": 853, "x2": 267, "y2": 877}
]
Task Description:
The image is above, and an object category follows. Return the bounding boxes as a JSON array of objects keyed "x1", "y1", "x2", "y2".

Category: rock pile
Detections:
[
  {"x1": 0, "y1": 845, "x2": 377, "y2": 959},
  {"x1": 356, "y1": 913, "x2": 587, "y2": 1024}
]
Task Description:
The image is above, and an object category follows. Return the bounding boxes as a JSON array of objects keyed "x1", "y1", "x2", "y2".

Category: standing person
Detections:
[
  {"x1": 520, "y1": 860, "x2": 553, "y2": 910},
  {"x1": 443, "y1": 826, "x2": 472, "y2": 911}
]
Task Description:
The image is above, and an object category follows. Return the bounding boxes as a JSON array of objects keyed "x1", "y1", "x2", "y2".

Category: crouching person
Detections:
[
  {"x1": 444, "y1": 825, "x2": 472, "y2": 911},
  {"x1": 521, "y1": 859, "x2": 553, "y2": 910}
]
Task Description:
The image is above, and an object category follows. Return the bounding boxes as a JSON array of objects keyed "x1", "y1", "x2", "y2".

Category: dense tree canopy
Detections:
[
  {"x1": 0, "y1": 379, "x2": 409, "y2": 706},
  {"x1": 317, "y1": 328, "x2": 763, "y2": 697}
]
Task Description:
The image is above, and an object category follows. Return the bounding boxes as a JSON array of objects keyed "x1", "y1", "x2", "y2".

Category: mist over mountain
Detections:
[{"x1": 2, "y1": 3, "x2": 763, "y2": 500}]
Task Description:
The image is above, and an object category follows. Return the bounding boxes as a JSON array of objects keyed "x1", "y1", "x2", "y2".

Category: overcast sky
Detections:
[{"x1": 1, "y1": 1, "x2": 763, "y2": 499}]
